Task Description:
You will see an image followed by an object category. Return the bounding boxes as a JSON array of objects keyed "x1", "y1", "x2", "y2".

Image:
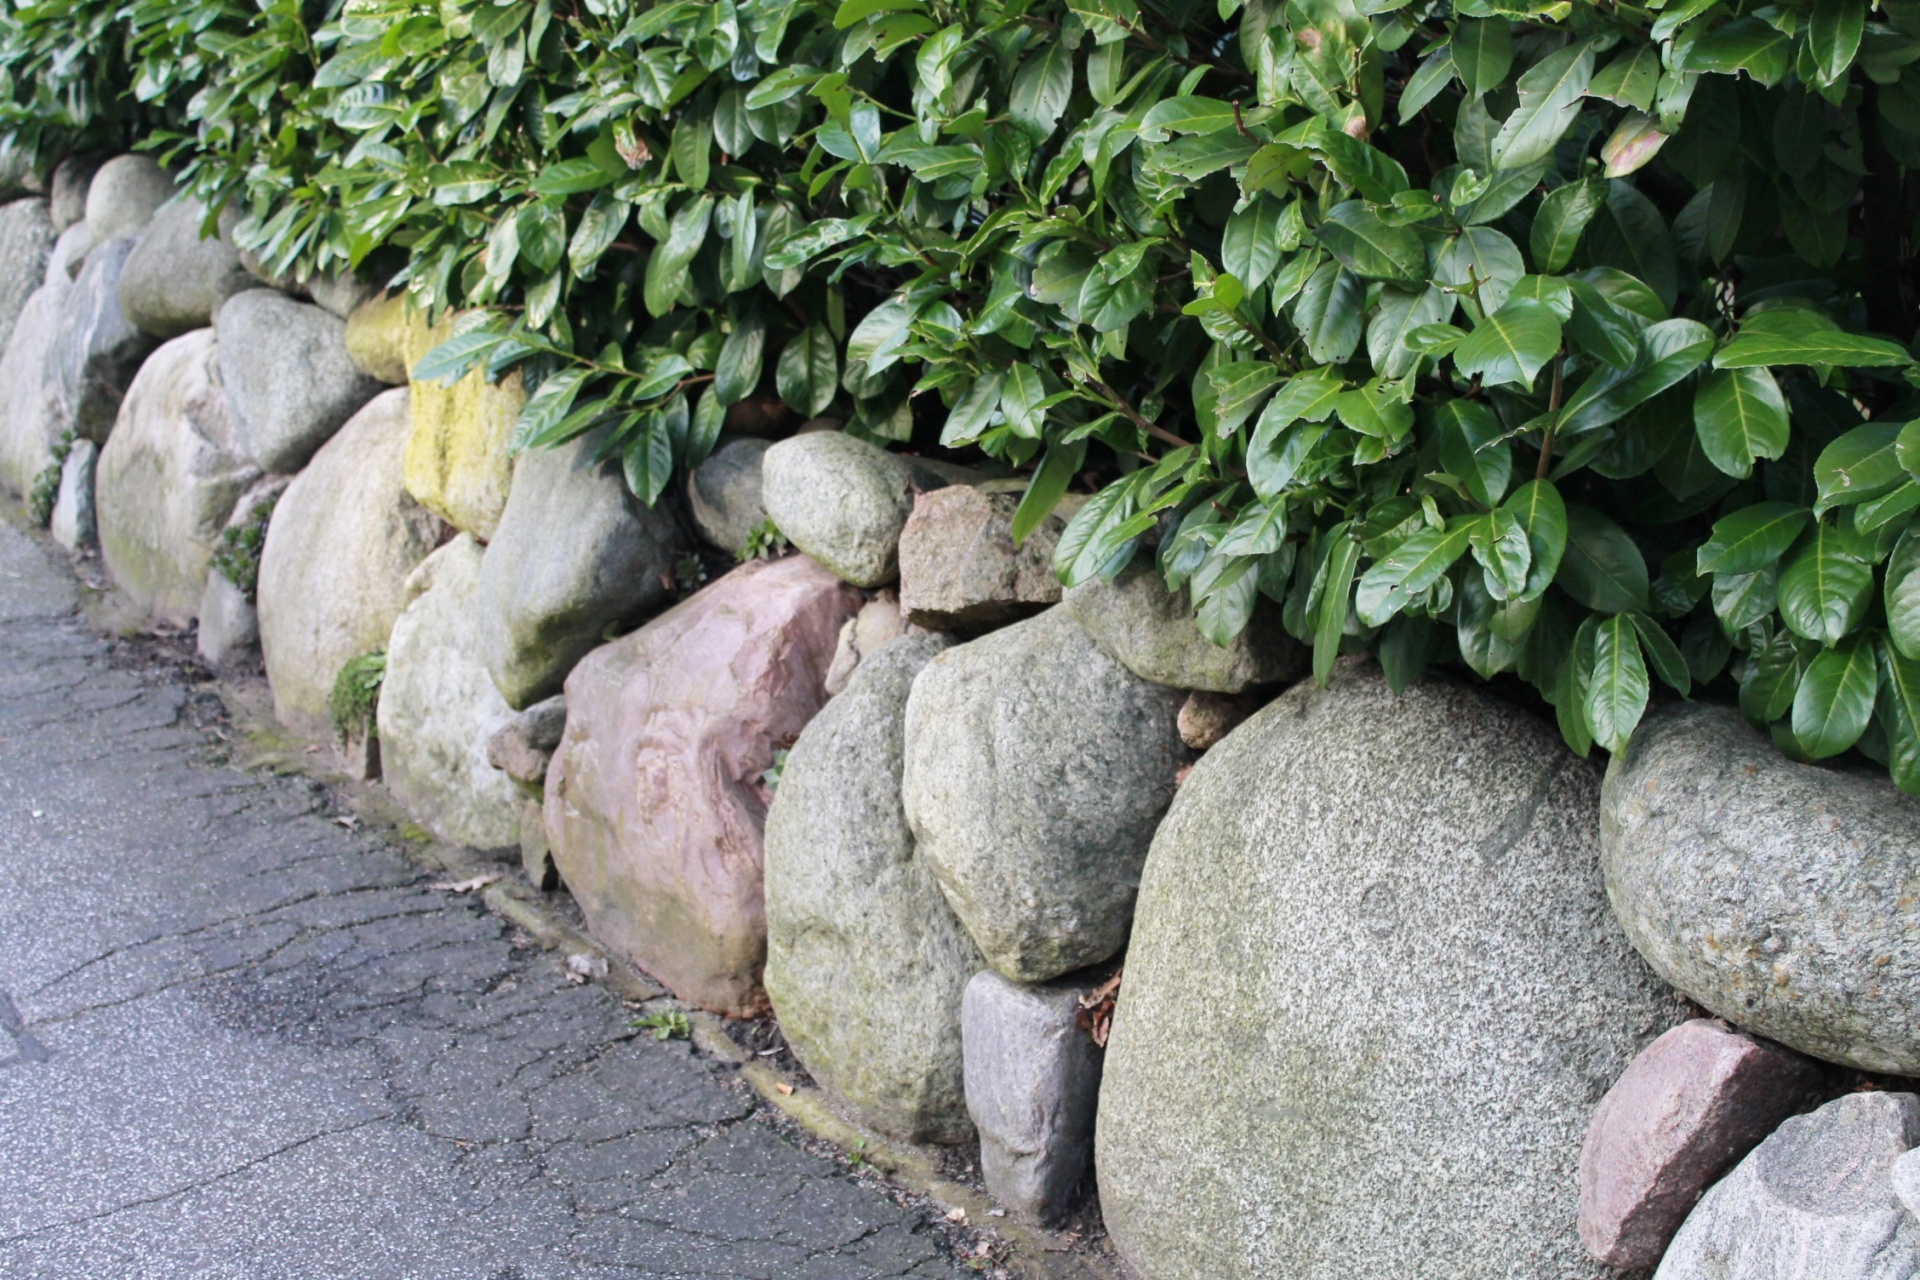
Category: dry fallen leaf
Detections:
[
  {"x1": 332, "y1": 815, "x2": 359, "y2": 830},
  {"x1": 1075, "y1": 969, "x2": 1123, "y2": 1048},
  {"x1": 945, "y1": 1207, "x2": 967, "y2": 1223},
  {"x1": 303, "y1": 744, "x2": 322, "y2": 754},
  {"x1": 774, "y1": 1082, "x2": 794, "y2": 1096}
]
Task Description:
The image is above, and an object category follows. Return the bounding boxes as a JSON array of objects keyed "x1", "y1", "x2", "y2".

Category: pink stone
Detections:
[
  {"x1": 544, "y1": 555, "x2": 860, "y2": 1016},
  {"x1": 1578, "y1": 1017, "x2": 1833, "y2": 1268}
]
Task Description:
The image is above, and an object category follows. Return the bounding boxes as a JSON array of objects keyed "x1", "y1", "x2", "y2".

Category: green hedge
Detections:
[{"x1": 8, "y1": 0, "x2": 1920, "y2": 783}]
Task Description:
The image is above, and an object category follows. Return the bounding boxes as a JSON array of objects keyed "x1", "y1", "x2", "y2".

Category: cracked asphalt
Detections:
[{"x1": 0, "y1": 519, "x2": 967, "y2": 1280}]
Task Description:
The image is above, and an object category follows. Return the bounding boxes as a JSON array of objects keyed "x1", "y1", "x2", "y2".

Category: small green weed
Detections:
[
  {"x1": 737, "y1": 519, "x2": 789, "y2": 564},
  {"x1": 211, "y1": 494, "x2": 277, "y2": 602},
  {"x1": 327, "y1": 650, "x2": 386, "y2": 741},
  {"x1": 27, "y1": 430, "x2": 75, "y2": 528},
  {"x1": 633, "y1": 1011, "x2": 690, "y2": 1041}
]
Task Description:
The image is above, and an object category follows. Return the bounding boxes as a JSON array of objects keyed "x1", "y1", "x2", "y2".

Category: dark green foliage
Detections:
[{"x1": 10, "y1": 0, "x2": 1920, "y2": 781}]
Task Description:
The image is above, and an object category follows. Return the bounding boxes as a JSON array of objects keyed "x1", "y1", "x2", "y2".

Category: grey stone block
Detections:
[
  {"x1": 962, "y1": 970, "x2": 1102, "y2": 1225},
  {"x1": 50, "y1": 439, "x2": 96, "y2": 550}
]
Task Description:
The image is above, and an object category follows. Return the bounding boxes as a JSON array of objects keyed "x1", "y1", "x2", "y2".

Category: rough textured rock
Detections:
[
  {"x1": 83, "y1": 155, "x2": 174, "y2": 244},
  {"x1": 52, "y1": 235, "x2": 159, "y2": 444},
  {"x1": 1065, "y1": 560, "x2": 1305, "y2": 693},
  {"x1": 404, "y1": 307, "x2": 521, "y2": 539},
  {"x1": 196, "y1": 571, "x2": 259, "y2": 668},
  {"x1": 963, "y1": 971, "x2": 1104, "y2": 1225},
  {"x1": 0, "y1": 279, "x2": 66, "y2": 496},
  {"x1": 343, "y1": 290, "x2": 410, "y2": 384},
  {"x1": 897, "y1": 486, "x2": 1064, "y2": 631},
  {"x1": 309, "y1": 271, "x2": 378, "y2": 320},
  {"x1": 1655, "y1": 1091, "x2": 1920, "y2": 1278},
  {"x1": 761, "y1": 433, "x2": 964, "y2": 588},
  {"x1": 0, "y1": 142, "x2": 41, "y2": 202},
  {"x1": 902, "y1": 607, "x2": 1190, "y2": 982},
  {"x1": 47, "y1": 221, "x2": 93, "y2": 284},
  {"x1": 824, "y1": 592, "x2": 908, "y2": 697},
  {"x1": 1603, "y1": 702, "x2": 1920, "y2": 1075},
  {"x1": 116, "y1": 197, "x2": 254, "y2": 338},
  {"x1": 257, "y1": 388, "x2": 443, "y2": 739},
  {"x1": 520, "y1": 796, "x2": 559, "y2": 890},
  {"x1": 687, "y1": 436, "x2": 770, "y2": 555},
  {"x1": 476, "y1": 434, "x2": 683, "y2": 710},
  {"x1": 1177, "y1": 689, "x2": 1264, "y2": 749},
  {"x1": 216, "y1": 289, "x2": 381, "y2": 473},
  {"x1": 378, "y1": 536, "x2": 525, "y2": 852},
  {"x1": 50, "y1": 438, "x2": 97, "y2": 551},
  {"x1": 487, "y1": 695, "x2": 568, "y2": 785},
  {"x1": 49, "y1": 155, "x2": 101, "y2": 232},
  {"x1": 1579, "y1": 1019, "x2": 1834, "y2": 1269},
  {"x1": 96, "y1": 331, "x2": 260, "y2": 626},
  {"x1": 763, "y1": 633, "x2": 980, "y2": 1143},
  {"x1": 1095, "y1": 661, "x2": 1688, "y2": 1280},
  {"x1": 545, "y1": 556, "x2": 861, "y2": 1016},
  {"x1": 0, "y1": 198, "x2": 56, "y2": 355}
]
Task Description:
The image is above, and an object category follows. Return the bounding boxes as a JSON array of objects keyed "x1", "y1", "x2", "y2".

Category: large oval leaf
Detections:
[
  {"x1": 1559, "y1": 504, "x2": 1650, "y2": 612},
  {"x1": 1777, "y1": 523, "x2": 1874, "y2": 643},
  {"x1": 1791, "y1": 637, "x2": 1877, "y2": 758}
]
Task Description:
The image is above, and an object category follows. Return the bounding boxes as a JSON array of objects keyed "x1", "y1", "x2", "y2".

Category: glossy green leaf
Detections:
[
  {"x1": 1452, "y1": 297, "x2": 1561, "y2": 389},
  {"x1": 1696, "y1": 503, "x2": 1810, "y2": 576},
  {"x1": 1586, "y1": 614, "x2": 1650, "y2": 753},
  {"x1": 1792, "y1": 637, "x2": 1877, "y2": 757},
  {"x1": 1814, "y1": 424, "x2": 1906, "y2": 514},
  {"x1": 1490, "y1": 43, "x2": 1594, "y2": 171},
  {"x1": 1315, "y1": 201, "x2": 1425, "y2": 283},
  {"x1": 1354, "y1": 522, "x2": 1475, "y2": 626},
  {"x1": 1315, "y1": 528, "x2": 1361, "y2": 685},
  {"x1": 1778, "y1": 523, "x2": 1874, "y2": 643},
  {"x1": 1693, "y1": 366, "x2": 1788, "y2": 479},
  {"x1": 1531, "y1": 178, "x2": 1606, "y2": 274},
  {"x1": 1561, "y1": 504, "x2": 1650, "y2": 612}
]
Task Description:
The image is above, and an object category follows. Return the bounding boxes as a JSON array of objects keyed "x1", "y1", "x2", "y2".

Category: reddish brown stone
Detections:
[
  {"x1": 544, "y1": 555, "x2": 859, "y2": 1016},
  {"x1": 1578, "y1": 1018, "x2": 1833, "y2": 1268},
  {"x1": 1176, "y1": 689, "x2": 1266, "y2": 749},
  {"x1": 896, "y1": 486, "x2": 1064, "y2": 631}
]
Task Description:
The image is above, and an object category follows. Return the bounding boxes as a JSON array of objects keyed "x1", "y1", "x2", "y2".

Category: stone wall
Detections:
[{"x1": 8, "y1": 156, "x2": 1920, "y2": 1280}]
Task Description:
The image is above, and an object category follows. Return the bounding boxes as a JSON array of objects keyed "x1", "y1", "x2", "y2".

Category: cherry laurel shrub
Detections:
[{"x1": 7, "y1": 0, "x2": 1920, "y2": 781}]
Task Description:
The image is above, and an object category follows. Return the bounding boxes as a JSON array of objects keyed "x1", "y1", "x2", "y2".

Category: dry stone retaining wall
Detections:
[{"x1": 8, "y1": 153, "x2": 1920, "y2": 1280}]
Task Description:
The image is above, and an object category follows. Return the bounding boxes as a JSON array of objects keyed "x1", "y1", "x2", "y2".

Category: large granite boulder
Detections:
[
  {"x1": 51, "y1": 235, "x2": 159, "y2": 444},
  {"x1": 1603, "y1": 703, "x2": 1920, "y2": 1074},
  {"x1": 0, "y1": 198, "x2": 56, "y2": 353},
  {"x1": 49, "y1": 155, "x2": 101, "y2": 232},
  {"x1": 763, "y1": 633, "x2": 981, "y2": 1143},
  {"x1": 216, "y1": 289, "x2": 381, "y2": 473},
  {"x1": 1065, "y1": 559, "x2": 1305, "y2": 693},
  {"x1": 1095, "y1": 661, "x2": 1688, "y2": 1280},
  {"x1": 545, "y1": 556, "x2": 860, "y2": 1016},
  {"x1": 378, "y1": 536, "x2": 525, "y2": 851},
  {"x1": 687, "y1": 436, "x2": 770, "y2": 555},
  {"x1": 96, "y1": 330, "x2": 259, "y2": 625},
  {"x1": 116, "y1": 197, "x2": 254, "y2": 338},
  {"x1": 761, "y1": 432, "x2": 962, "y2": 587},
  {"x1": 257, "y1": 388, "x2": 442, "y2": 739},
  {"x1": 1579, "y1": 1019, "x2": 1834, "y2": 1269},
  {"x1": 309, "y1": 272, "x2": 378, "y2": 320},
  {"x1": 902, "y1": 606, "x2": 1190, "y2": 982},
  {"x1": 404, "y1": 306, "x2": 521, "y2": 539},
  {"x1": 0, "y1": 279, "x2": 66, "y2": 495},
  {"x1": 1655, "y1": 1091, "x2": 1920, "y2": 1278},
  {"x1": 196, "y1": 475, "x2": 290, "y2": 668},
  {"x1": 0, "y1": 141, "x2": 40, "y2": 202},
  {"x1": 476, "y1": 433, "x2": 684, "y2": 710},
  {"x1": 83, "y1": 155, "x2": 173, "y2": 244},
  {"x1": 897, "y1": 485, "x2": 1067, "y2": 631}
]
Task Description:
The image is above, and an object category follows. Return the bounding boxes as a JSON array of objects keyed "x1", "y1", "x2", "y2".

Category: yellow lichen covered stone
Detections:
[
  {"x1": 342, "y1": 291, "x2": 411, "y2": 385},
  {"x1": 401, "y1": 306, "x2": 522, "y2": 541}
]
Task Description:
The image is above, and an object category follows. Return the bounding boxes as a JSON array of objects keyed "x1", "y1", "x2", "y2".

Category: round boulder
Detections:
[
  {"x1": 257, "y1": 388, "x2": 442, "y2": 739},
  {"x1": 0, "y1": 198, "x2": 55, "y2": 355},
  {"x1": 83, "y1": 155, "x2": 174, "y2": 244},
  {"x1": 761, "y1": 432, "x2": 961, "y2": 587},
  {"x1": 1096, "y1": 661, "x2": 1687, "y2": 1280},
  {"x1": 116, "y1": 197, "x2": 254, "y2": 338},
  {"x1": 1602, "y1": 702, "x2": 1920, "y2": 1074},
  {"x1": 378, "y1": 536, "x2": 524, "y2": 852},
  {"x1": 687, "y1": 436, "x2": 770, "y2": 556},
  {"x1": 764, "y1": 632, "x2": 981, "y2": 1144},
  {"x1": 902, "y1": 606, "x2": 1190, "y2": 982},
  {"x1": 95, "y1": 330, "x2": 259, "y2": 626},
  {"x1": 216, "y1": 290, "x2": 381, "y2": 473},
  {"x1": 1064, "y1": 559, "x2": 1305, "y2": 693}
]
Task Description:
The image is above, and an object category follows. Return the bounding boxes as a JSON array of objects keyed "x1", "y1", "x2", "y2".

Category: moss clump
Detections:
[
  {"x1": 211, "y1": 494, "x2": 277, "y2": 603},
  {"x1": 27, "y1": 430, "x2": 75, "y2": 528},
  {"x1": 327, "y1": 649, "x2": 386, "y2": 741}
]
